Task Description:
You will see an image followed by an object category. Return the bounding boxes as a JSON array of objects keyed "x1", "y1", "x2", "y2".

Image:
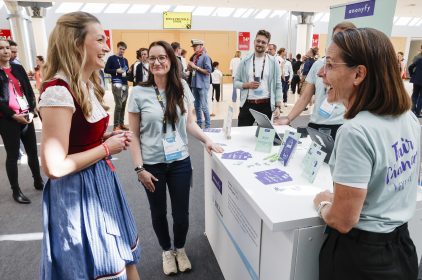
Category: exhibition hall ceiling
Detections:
[{"x1": 14, "y1": 0, "x2": 422, "y2": 17}]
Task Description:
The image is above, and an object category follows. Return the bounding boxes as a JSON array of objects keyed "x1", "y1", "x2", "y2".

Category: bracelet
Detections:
[
  {"x1": 101, "y1": 143, "x2": 110, "y2": 157},
  {"x1": 317, "y1": 201, "x2": 332, "y2": 218},
  {"x1": 134, "y1": 165, "x2": 145, "y2": 173}
]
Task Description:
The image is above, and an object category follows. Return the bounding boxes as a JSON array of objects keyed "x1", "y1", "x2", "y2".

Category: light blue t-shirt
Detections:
[
  {"x1": 127, "y1": 80, "x2": 195, "y2": 164},
  {"x1": 329, "y1": 111, "x2": 421, "y2": 233},
  {"x1": 306, "y1": 59, "x2": 345, "y2": 125}
]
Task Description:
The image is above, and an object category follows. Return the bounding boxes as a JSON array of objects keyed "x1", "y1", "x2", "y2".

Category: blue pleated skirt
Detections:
[{"x1": 40, "y1": 160, "x2": 141, "y2": 280}]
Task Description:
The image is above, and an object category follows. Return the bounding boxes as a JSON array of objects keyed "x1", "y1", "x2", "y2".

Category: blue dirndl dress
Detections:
[{"x1": 39, "y1": 79, "x2": 140, "y2": 280}]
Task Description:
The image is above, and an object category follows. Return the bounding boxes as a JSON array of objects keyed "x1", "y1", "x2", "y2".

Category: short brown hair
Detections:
[
  {"x1": 277, "y1": 48, "x2": 286, "y2": 56},
  {"x1": 256, "y1": 30, "x2": 271, "y2": 42},
  {"x1": 332, "y1": 21, "x2": 356, "y2": 34},
  {"x1": 333, "y1": 28, "x2": 411, "y2": 119}
]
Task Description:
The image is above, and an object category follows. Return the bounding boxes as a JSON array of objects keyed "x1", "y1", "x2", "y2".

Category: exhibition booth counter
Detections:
[{"x1": 203, "y1": 126, "x2": 422, "y2": 280}]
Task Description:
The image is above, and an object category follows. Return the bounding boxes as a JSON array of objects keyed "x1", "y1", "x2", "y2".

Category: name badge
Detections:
[
  {"x1": 192, "y1": 70, "x2": 196, "y2": 77},
  {"x1": 16, "y1": 95, "x2": 29, "y2": 111},
  {"x1": 319, "y1": 97, "x2": 335, "y2": 118},
  {"x1": 162, "y1": 131, "x2": 186, "y2": 161}
]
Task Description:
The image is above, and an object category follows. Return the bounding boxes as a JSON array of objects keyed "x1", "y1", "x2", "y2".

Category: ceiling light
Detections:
[
  {"x1": 173, "y1": 5, "x2": 195, "y2": 12},
  {"x1": 233, "y1": 8, "x2": 247, "y2": 18},
  {"x1": 150, "y1": 5, "x2": 171, "y2": 13},
  {"x1": 127, "y1": 4, "x2": 150, "y2": 14},
  {"x1": 416, "y1": 19, "x2": 422, "y2": 26},
  {"x1": 104, "y1": 4, "x2": 130, "y2": 14},
  {"x1": 241, "y1": 9, "x2": 255, "y2": 18},
  {"x1": 313, "y1": 12, "x2": 324, "y2": 22},
  {"x1": 81, "y1": 3, "x2": 107, "y2": 14},
  {"x1": 320, "y1": 13, "x2": 330, "y2": 22},
  {"x1": 393, "y1": 16, "x2": 399, "y2": 24},
  {"x1": 395, "y1": 17, "x2": 412, "y2": 26},
  {"x1": 270, "y1": 10, "x2": 286, "y2": 18},
  {"x1": 408, "y1": 18, "x2": 421, "y2": 26},
  {"x1": 55, "y1": 2, "x2": 83, "y2": 13},
  {"x1": 193, "y1": 6, "x2": 215, "y2": 16},
  {"x1": 213, "y1": 7, "x2": 235, "y2": 17},
  {"x1": 255, "y1": 9, "x2": 271, "y2": 19}
]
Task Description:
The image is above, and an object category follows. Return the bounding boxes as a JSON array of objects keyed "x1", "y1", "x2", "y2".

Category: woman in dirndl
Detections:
[{"x1": 39, "y1": 11, "x2": 141, "y2": 280}]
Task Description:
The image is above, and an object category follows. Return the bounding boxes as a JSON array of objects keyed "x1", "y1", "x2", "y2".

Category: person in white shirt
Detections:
[
  {"x1": 211, "y1": 61, "x2": 223, "y2": 102},
  {"x1": 230, "y1": 50, "x2": 241, "y2": 102},
  {"x1": 277, "y1": 48, "x2": 293, "y2": 107}
]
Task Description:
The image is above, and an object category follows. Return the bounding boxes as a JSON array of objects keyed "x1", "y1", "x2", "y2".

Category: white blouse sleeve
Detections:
[{"x1": 38, "y1": 86, "x2": 76, "y2": 113}]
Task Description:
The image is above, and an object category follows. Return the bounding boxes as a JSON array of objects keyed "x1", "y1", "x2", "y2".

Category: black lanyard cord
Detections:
[
  {"x1": 253, "y1": 54, "x2": 266, "y2": 80},
  {"x1": 153, "y1": 85, "x2": 176, "y2": 134}
]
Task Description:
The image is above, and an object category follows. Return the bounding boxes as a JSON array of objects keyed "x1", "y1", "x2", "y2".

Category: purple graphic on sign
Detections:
[
  {"x1": 345, "y1": 0, "x2": 375, "y2": 19},
  {"x1": 212, "y1": 170, "x2": 223, "y2": 194},
  {"x1": 279, "y1": 136, "x2": 298, "y2": 166},
  {"x1": 221, "y1": 150, "x2": 252, "y2": 160},
  {"x1": 254, "y1": 168, "x2": 293, "y2": 185}
]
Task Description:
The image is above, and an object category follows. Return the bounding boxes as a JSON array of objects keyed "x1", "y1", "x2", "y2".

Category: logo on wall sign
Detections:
[{"x1": 344, "y1": 0, "x2": 375, "y2": 19}]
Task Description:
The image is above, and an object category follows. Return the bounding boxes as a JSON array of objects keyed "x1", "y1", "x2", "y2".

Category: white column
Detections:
[
  {"x1": 31, "y1": 17, "x2": 48, "y2": 57},
  {"x1": 295, "y1": 24, "x2": 308, "y2": 56}
]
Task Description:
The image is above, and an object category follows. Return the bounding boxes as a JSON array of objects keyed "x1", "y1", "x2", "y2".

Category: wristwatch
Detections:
[
  {"x1": 316, "y1": 201, "x2": 332, "y2": 218},
  {"x1": 134, "y1": 165, "x2": 145, "y2": 173}
]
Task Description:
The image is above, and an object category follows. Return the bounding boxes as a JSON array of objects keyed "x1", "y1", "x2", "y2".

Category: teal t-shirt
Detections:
[
  {"x1": 306, "y1": 59, "x2": 345, "y2": 125},
  {"x1": 329, "y1": 111, "x2": 421, "y2": 233},
  {"x1": 127, "y1": 80, "x2": 195, "y2": 164}
]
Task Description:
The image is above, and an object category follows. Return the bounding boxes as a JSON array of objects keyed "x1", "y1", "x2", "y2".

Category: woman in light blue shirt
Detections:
[
  {"x1": 128, "y1": 41, "x2": 223, "y2": 276},
  {"x1": 314, "y1": 28, "x2": 420, "y2": 280}
]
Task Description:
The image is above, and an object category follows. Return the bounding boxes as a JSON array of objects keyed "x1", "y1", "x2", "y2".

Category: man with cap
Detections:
[{"x1": 188, "y1": 39, "x2": 212, "y2": 129}]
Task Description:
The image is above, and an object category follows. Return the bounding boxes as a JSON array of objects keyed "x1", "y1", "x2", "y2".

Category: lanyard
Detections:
[
  {"x1": 153, "y1": 85, "x2": 176, "y2": 134},
  {"x1": 253, "y1": 54, "x2": 266, "y2": 80},
  {"x1": 117, "y1": 56, "x2": 126, "y2": 69}
]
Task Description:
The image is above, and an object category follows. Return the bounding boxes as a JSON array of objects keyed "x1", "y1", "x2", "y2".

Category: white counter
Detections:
[{"x1": 203, "y1": 126, "x2": 422, "y2": 280}]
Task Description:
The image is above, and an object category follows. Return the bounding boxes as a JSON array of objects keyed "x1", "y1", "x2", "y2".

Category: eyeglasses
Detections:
[
  {"x1": 148, "y1": 55, "x2": 168, "y2": 64},
  {"x1": 324, "y1": 60, "x2": 349, "y2": 70}
]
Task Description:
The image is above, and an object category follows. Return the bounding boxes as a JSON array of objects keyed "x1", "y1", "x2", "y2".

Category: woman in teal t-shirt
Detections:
[
  {"x1": 128, "y1": 41, "x2": 223, "y2": 276},
  {"x1": 313, "y1": 28, "x2": 420, "y2": 280}
]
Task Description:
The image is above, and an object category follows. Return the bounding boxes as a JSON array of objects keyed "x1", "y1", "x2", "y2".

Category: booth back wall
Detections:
[{"x1": 112, "y1": 30, "x2": 237, "y2": 82}]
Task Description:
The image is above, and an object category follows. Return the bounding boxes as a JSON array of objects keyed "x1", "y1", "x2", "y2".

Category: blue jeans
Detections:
[
  {"x1": 192, "y1": 87, "x2": 211, "y2": 128},
  {"x1": 282, "y1": 75, "x2": 290, "y2": 103},
  {"x1": 143, "y1": 157, "x2": 192, "y2": 250},
  {"x1": 412, "y1": 84, "x2": 422, "y2": 116},
  {"x1": 232, "y1": 78, "x2": 237, "y2": 102}
]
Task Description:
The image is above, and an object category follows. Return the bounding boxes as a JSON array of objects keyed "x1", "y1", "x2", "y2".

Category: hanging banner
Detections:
[
  {"x1": 328, "y1": 0, "x2": 396, "y2": 41},
  {"x1": 104, "y1": 30, "x2": 111, "y2": 49},
  {"x1": 345, "y1": 0, "x2": 375, "y2": 19},
  {"x1": 312, "y1": 34, "x2": 319, "y2": 48},
  {"x1": 0, "y1": 29, "x2": 12, "y2": 40},
  {"x1": 238, "y1": 32, "x2": 250, "y2": 51},
  {"x1": 163, "y1": 12, "x2": 192, "y2": 29}
]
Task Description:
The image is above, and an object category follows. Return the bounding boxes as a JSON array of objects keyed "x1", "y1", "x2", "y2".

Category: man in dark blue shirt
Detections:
[{"x1": 105, "y1": 41, "x2": 129, "y2": 131}]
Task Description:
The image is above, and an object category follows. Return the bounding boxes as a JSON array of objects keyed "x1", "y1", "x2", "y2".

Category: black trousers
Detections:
[
  {"x1": 320, "y1": 224, "x2": 418, "y2": 280},
  {"x1": 238, "y1": 101, "x2": 272, "y2": 127},
  {"x1": 282, "y1": 75, "x2": 290, "y2": 103},
  {"x1": 212, "y1": 83, "x2": 221, "y2": 102},
  {"x1": 291, "y1": 74, "x2": 300, "y2": 94},
  {"x1": 0, "y1": 117, "x2": 42, "y2": 189},
  {"x1": 143, "y1": 157, "x2": 192, "y2": 251},
  {"x1": 307, "y1": 122, "x2": 342, "y2": 141}
]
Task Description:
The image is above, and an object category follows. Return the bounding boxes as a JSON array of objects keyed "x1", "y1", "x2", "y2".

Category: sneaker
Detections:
[
  {"x1": 175, "y1": 248, "x2": 192, "y2": 273},
  {"x1": 162, "y1": 250, "x2": 177, "y2": 276},
  {"x1": 284, "y1": 103, "x2": 288, "y2": 107},
  {"x1": 113, "y1": 126, "x2": 121, "y2": 132}
]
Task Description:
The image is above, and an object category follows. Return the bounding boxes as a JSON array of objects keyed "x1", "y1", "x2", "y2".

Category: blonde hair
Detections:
[{"x1": 43, "y1": 11, "x2": 108, "y2": 116}]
